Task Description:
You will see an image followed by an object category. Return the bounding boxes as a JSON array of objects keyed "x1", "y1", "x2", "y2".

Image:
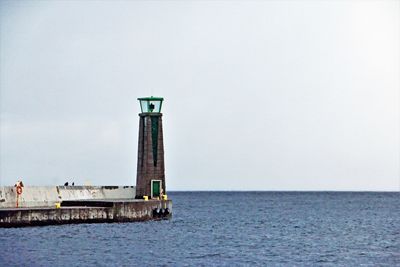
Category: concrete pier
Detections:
[{"x1": 0, "y1": 199, "x2": 172, "y2": 228}]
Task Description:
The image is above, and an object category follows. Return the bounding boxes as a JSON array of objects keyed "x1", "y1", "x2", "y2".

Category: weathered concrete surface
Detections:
[
  {"x1": 0, "y1": 186, "x2": 135, "y2": 208},
  {"x1": 0, "y1": 199, "x2": 171, "y2": 227}
]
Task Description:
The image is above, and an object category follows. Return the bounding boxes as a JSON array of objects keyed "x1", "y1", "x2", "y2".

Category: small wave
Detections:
[{"x1": 189, "y1": 253, "x2": 222, "y2": 259}]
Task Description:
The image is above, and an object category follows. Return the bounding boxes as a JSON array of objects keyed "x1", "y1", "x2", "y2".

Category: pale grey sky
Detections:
[{"x1": 0, "y1": 0, "x2": 399, "y2": 190}]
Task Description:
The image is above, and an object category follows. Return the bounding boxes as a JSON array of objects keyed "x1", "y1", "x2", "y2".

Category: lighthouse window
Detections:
[{"x1": 149, "y1": 101, "x2": 161, "y2": 113}]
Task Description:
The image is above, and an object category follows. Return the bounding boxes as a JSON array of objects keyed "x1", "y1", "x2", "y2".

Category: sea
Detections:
[{"x1": 0, "y1": 192, "x2": 399, "y2": 266}]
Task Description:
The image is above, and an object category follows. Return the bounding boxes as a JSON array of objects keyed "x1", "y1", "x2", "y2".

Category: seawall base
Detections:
[{"x1": 0, "y1": 199, "x2": 172, "y2": 228}]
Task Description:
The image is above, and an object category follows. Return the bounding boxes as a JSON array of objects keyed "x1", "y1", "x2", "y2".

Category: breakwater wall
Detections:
[
  {"x1": 0, "y1": 199, "x2": 172, "y2": 228},
  {"x1": 0, "y1": 186, "x2": 135, "y2": 208}
]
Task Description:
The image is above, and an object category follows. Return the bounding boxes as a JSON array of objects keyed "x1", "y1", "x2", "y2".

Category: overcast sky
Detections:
[{"x1": 0, "y1": 0, "x2": 399, "y2": 191}]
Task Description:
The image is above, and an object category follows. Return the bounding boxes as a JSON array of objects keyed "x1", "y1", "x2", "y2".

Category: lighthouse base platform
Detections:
[{"x1": 0, "y1": 199, "x2": 172, "y2": 228}]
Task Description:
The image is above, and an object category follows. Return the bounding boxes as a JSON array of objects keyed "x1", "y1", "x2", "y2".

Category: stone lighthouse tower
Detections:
[{"x1": 135, "y1": 96, "x2": 166, "y2": 199}]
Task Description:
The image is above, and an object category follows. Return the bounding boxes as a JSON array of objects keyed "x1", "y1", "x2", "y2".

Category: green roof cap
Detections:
[{"x1": 137, "y1": 96, "x2": 164, "y2": 101}]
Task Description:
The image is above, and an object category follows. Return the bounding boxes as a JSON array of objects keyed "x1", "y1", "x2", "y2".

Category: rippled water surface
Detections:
[{"x1": 1, "y1": 192, "x2": 399, "y2": 266}]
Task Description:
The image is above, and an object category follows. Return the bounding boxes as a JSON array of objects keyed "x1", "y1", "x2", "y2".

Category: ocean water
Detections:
[{"x1": 0, "y1": 192, "x2": 399, "y2": 266}]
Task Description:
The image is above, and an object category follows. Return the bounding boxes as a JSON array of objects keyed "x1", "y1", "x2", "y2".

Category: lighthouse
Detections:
[{"x1": 135, "y1": 96, "x2": 166, "y2": 199}]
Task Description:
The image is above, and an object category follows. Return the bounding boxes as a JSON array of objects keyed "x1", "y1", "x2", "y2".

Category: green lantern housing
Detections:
[{"x1": 138, "y1": 96, "x2": 164, "y2": 113}]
